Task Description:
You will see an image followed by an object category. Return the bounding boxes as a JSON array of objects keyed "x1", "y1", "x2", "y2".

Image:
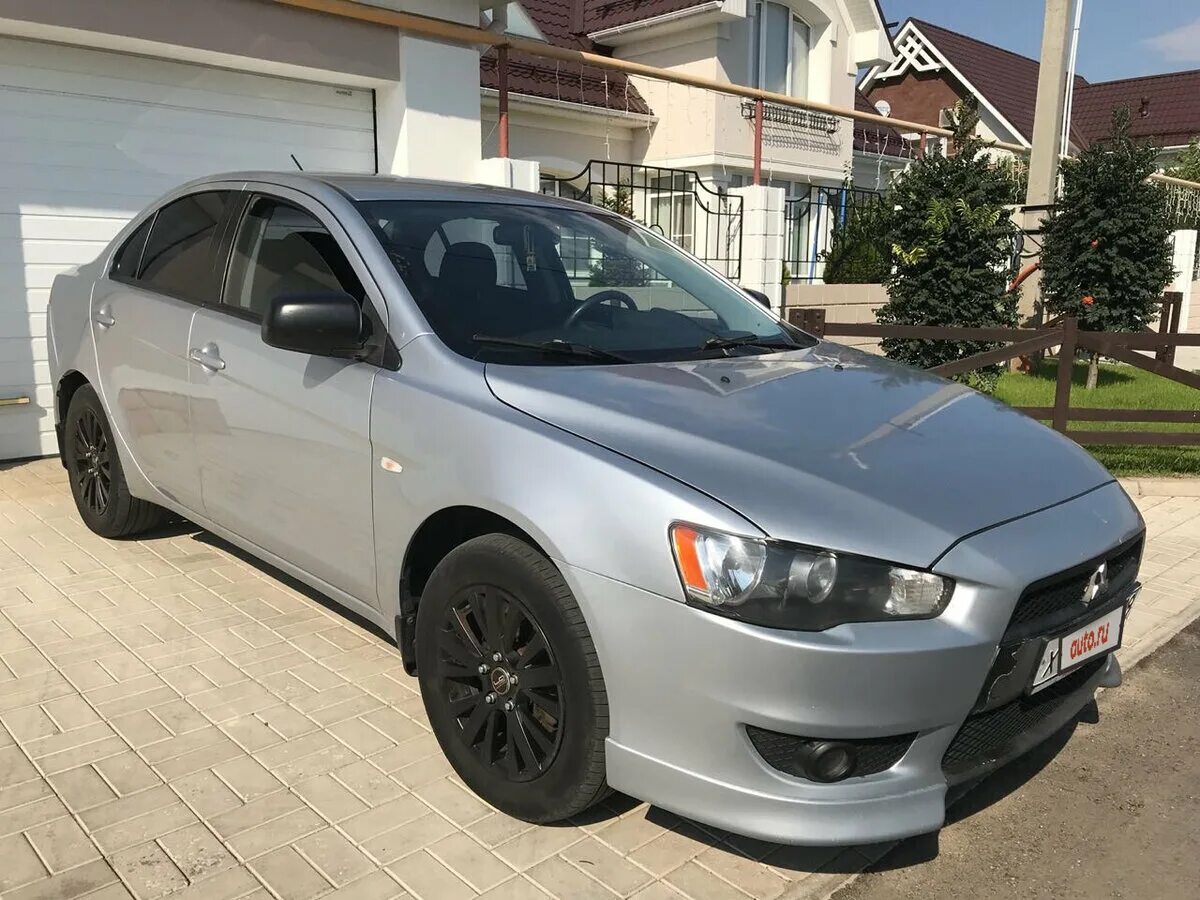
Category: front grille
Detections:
[
  {"x1": 1006, "y1": 536, "x2": 1143, "y2": 638},
  {"x1": 942, "y1": 657, "x2": 1105, "y2": 781},
  {"x1": 747, "y1": 726, "x2": 916, "y2": 780}
]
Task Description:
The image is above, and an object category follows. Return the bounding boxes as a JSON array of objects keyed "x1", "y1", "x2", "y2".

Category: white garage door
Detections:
[{"x1": 0, "y1": 36, "x2": 377, "y2": 459}]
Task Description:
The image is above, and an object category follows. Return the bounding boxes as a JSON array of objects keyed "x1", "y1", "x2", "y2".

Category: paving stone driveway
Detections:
[{"x1": 2, "y1": 459, "x2": 1199, "y2": 900}]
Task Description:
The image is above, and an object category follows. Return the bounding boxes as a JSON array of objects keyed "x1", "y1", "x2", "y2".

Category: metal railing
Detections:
[
  {"x1": 783, "y1": 186, "x2": 884, "y2": 283},
  {"x1": 540, "y1": 161, "x2": 743, "y2": 281}
]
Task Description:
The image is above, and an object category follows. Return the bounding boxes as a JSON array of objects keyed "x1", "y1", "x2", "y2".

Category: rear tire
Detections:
[
  {"x1": 64, "y1": 384, "x2": 168, "y2": 538},
  {"x1": 416, "y1": 533, "x2": 609, "y2": 823}
]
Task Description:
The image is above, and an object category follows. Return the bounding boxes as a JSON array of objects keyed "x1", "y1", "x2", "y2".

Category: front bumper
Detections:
[{"x1": 563, "y1": 481, "x2": 1144, "y2": 845}]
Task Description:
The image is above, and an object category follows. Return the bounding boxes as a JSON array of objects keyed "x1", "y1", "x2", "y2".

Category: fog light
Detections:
[{"x1": 798, "y1": 740, "x2": 858, "y2": 783}]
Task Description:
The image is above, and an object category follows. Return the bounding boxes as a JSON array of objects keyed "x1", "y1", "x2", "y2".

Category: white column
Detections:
[
  {"x1": 376, "y1": 36, "x2": 482, "y2": 181},
  {"x1": 1169, "y1": 229, "x2": 1199, "y2": 369},
  {"x1": 476, "y1": 158, "x2": 541, "y2": 192},
  {"x1": 730, "y1": 185, "x2": 787, "y2": 311},
  {"x1": 1169, "y1": 229, "x2": 1197, "y2": 329}
]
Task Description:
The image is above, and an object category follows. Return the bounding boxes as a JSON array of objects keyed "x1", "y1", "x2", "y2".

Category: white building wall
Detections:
[
  {"x1": 376, "y1": 34, "x2": 484, "y2": 181},
  {"x1": 1168, "y1": 228, "x2": 1198, "y2": 369},
  {"x1": 481, "y1": 100, "x2": 639, "y2": 178},
  {"x1": 731, "y1": 184, "x2": 787, "y2": 308}
]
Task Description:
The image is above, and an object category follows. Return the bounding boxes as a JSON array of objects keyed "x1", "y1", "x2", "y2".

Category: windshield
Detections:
[{"x1": 355, "y1": 199, "x2": 813, "y2": 365}]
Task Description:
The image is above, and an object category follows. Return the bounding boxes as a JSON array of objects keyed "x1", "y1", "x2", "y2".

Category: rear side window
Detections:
[
  {"x1": 137, "y1": 191, "x2": 234, "y2": 303},
  {"x1": 111, "y1": 216, "x2": 154, "y2": 280}
]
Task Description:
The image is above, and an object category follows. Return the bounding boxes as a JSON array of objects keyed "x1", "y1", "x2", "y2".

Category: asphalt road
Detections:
[{"x1": 833, "y1": 617, "x2": 1200, "y2": 900}]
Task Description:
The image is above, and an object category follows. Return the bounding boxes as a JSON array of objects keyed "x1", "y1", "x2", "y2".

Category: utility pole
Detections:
[{"x1": 1021, "y1": 0, "x2": 1075, "y2": 322}]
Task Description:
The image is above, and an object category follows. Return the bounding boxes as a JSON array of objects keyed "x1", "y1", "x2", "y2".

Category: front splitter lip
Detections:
[
  {"x1": 607, "y1": 651, "x2": 1120, "y2": 845},
  {"x1": 605, "y1": 736, "x2": 953, "y2": 846}
]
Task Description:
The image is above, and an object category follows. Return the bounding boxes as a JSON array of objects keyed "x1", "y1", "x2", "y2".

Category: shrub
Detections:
[
  {"x1": 1039, "y1": 110, "x2": 1175, "y2": 387},
  {"x1": 821, "y1": 197, "x2": 893, "y2": 284},
  {"x1": 874, "y1": 98, "x2": 1021, "y2": 392}
]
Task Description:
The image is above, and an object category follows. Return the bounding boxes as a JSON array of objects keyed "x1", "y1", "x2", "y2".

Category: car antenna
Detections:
[{"x1": 290, "y1": 154, "x2": 304, "y2": 171}]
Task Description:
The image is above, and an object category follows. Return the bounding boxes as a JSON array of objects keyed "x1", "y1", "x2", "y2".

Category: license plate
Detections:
[{"x1": 1031, "y1": 606, "x2": 1124, "y2": 692}]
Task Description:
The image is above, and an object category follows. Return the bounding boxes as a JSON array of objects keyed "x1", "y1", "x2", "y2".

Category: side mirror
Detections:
[
  {"x1": 745, "y1": 288, "x2": 772, "y2": 310},
  {"x1": 262, "y1": 292, "x2": 365, "y2": 358}
]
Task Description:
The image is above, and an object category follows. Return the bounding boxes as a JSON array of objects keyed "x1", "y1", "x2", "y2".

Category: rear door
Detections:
[
  {"x1": 92, "y1": 189, "x2": 237, "y2": 512},
  {"x1": 186, "y1": 189, "x2": 381, "y2": 607}
]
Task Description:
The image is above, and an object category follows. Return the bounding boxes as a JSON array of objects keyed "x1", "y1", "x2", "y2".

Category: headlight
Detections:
[{"x1": 669, "y1": 523, "x2": 953, "y2": 631}]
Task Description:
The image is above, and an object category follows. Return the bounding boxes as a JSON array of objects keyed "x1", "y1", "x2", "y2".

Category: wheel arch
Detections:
[
  {"x1": 396, "y1": 505, "x2": 549, "y2": 674},
  {"x1": 54, "y1": 370, "x2": 91, "y2": 466}
]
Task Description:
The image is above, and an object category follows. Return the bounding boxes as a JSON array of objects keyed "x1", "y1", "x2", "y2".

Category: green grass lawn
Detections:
[{"x1": 994, "y1": 360, "x2": 1200, "y2": 477}]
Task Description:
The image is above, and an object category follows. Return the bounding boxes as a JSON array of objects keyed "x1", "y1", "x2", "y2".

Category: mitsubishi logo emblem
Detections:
[{"x1": 1083, "y1": 562, "x2": 1108, "y2": 605}]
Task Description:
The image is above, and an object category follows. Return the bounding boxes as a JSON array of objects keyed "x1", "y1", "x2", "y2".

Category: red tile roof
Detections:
[
  {"x1": 854, "y1": 89, "x2": 912, "y2": 157},
  {"x1": 582, "y1": 1, "x2": 713, "y2": 32},
  {"x1": 482, "y1": 0, "x2": 652, "y2": 114},
  {"x1": 907, "y1": 19, "x2": 1089, "y2": 147},
  {"x1": 1071, "y1": 69, "x2": 1200, "y2": 148},
  {"x1": 901, "y1": 18, "x2": 1200, "y2": 150}
]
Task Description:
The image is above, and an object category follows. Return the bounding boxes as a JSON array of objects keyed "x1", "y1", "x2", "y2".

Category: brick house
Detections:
[{"x1": 860, "y1": 18, "x2": 1200, "y2": 165}]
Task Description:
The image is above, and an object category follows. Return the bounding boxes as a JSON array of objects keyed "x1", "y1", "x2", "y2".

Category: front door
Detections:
[
  {"x1": 92, "y1": 190, "x2": 236, "y2": 512},
  {"x1": 187, "y1": 192, "x2": 380, "y2": 607}
]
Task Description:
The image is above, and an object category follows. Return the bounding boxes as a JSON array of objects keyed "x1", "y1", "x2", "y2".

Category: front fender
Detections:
[{"x1": 368, "y1": 337, "x2": 761, "y2": 628}]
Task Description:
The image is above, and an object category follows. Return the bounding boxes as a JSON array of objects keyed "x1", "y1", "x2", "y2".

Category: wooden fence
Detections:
[{"x1": 787, "y1": 312, "x2": 1200, "y2": 447}]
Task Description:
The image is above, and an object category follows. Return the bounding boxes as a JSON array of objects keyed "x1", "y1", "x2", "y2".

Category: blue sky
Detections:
[{"x1": 879, "y1": 1, "x2": 1200, "y2": 82}]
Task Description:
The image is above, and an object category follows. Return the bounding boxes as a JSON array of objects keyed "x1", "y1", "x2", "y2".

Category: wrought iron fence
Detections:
[
  {"x1": 540, "y1": 161, "x2": 743, "y2": 281},
  {"x1": 783, "y1": 186, "x2": 884, "y2": 283}
]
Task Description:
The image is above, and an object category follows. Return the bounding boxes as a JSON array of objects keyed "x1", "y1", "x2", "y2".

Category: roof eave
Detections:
[
  {"x1": 480, "y1": 87, "x2": 657, "y2": 125},
  {"x1": 587, "y1": 1, "x2": 742, "y2": 47}
]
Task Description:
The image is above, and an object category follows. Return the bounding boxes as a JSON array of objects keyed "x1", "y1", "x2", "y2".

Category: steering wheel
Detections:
[{"x1": 564, "y1": 290, "x2": 638, "y2": 329}]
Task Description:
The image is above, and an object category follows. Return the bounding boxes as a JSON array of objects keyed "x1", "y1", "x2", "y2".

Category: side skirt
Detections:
[{"x1": 150, "y1": 498, "x2": 393, "y2": 639}]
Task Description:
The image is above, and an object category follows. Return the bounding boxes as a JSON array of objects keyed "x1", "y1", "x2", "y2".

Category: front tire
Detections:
[
  {"x1": 64, "y1": 384, "x2": 167, "y2": 538},
  {"x1": 416, "y1": 533, "x2": 609, "y2": 822}
]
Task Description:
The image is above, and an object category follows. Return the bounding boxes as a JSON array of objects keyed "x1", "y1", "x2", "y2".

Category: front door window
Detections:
[{"x1": 224, "y1": 197, "x2": 365, "y2": 320}]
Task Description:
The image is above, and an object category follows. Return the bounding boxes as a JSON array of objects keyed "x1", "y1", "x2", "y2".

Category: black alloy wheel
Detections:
[
  {"x1": 63, "y1": 384, "x2": 167, "y2": 538},
  {"x1": 436, "y1": 585, "x2": 565, "y2": 781},
  {"x1": 72, "y1": 406, "x2": 112, "y2": 515},
  {"x1": 416, "y1": 533, "x2": 609, "y2": 823}
]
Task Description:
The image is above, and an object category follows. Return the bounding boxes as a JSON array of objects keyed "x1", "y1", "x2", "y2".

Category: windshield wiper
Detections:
[
  {"x1": 472, "y1": 335, "x2": 632, "y2": 363},
  {"x1": 701, "y1": 334, "x2": 796, "y2": 353}
]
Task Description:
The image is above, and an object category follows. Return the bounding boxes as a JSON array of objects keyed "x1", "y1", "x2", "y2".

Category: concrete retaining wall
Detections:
[{"x1": 783, "y1": 282, "x2": 888, "y2": 353}]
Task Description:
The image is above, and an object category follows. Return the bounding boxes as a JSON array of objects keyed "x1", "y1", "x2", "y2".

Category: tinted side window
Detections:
[
  {"x1": 224, "y1": 197, "x2": 365, "y2": 320},
  {"x1": 139, "y1": 191, "x2": 233, "y2": 303},
  {"x1": 111, "y1": 216, "x2": 154, "y2": 280}
]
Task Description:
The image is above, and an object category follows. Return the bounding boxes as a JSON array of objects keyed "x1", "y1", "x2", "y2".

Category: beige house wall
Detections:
[
  {"x1": 612, "y1": 0, "x2": 866, "y2": 184},
  {"x1": 622, "y1": 30, "x2": 723, "y2": 169}
]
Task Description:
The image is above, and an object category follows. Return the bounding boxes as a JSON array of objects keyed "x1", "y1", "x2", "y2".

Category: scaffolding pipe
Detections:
[
  {"x1": 752, "y1": 99, "x2": 764, "y2": 185},
  {"x1": 497, "y1": 45, "x2": 510, "y2": 158},
  {"x1": 1060, "y1": 0, "x2": 1083, "y2": 151}
]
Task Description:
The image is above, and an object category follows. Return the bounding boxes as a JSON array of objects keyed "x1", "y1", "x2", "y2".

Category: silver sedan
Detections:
[{"x1": 47, "y1": 173, "x2": 1144, "y2": 845}]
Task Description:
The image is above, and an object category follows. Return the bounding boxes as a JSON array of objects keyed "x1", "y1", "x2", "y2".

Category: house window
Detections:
[
  {"x1": 750, "y1": 2, "x2": 811, "y2": 97},
  {"x1": 649, "y1": 174, "x2": 694, "y2": 254}
]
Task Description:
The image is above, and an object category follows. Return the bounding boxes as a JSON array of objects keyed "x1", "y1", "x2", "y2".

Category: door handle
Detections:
[
  {"x1": 93, "y1": 307, "x2": 115, "y2": 328},
  {"x1": 188, "y1": 344, "x2": 226, "y2": 372}
]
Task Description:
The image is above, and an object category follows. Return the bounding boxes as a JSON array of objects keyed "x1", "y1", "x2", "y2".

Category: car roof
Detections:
[{"x1": 190, "y1": 171, "x2": 605, "y2": 214}]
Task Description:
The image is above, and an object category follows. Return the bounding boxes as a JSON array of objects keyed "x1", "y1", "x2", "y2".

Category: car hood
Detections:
[{"x1": 484, "y1": 343, "x2": 1113, "y2": 568}]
